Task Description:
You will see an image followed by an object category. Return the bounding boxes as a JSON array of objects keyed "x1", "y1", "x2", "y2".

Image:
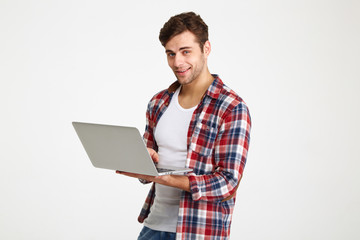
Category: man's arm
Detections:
[
  {"x1": 116, "y1": 170, "x2": 190, "y2": 192},
  {"x1": 187, "y1": 102, "x2": 251, "y2": 202}
]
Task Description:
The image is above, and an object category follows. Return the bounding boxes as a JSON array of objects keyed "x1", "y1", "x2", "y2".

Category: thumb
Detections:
[{"x1": 147, "y1": 148, "x2": 159, "y2": 163}]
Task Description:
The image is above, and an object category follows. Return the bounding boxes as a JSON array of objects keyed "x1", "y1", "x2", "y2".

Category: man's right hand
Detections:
[{"x1": 147, "y1": 148, "x2": 159, "y2": 164}]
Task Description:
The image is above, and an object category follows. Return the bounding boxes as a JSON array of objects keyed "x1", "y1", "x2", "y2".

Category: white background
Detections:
[{"x1": 1, "y1": 0, "x2": 359, "y2": 239}]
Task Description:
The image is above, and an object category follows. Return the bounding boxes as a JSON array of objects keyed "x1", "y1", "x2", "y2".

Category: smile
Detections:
[{"x1": 176, "y1": 67, "x2": 191, "y2": 74}]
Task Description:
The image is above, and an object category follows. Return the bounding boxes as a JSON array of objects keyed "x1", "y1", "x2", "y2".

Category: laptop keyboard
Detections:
[{"x1": 156, "y1": 167, "x2": 174, "y2": 173}]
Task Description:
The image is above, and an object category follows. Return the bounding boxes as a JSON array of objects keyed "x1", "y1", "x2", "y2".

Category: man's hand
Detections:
[
  {"x1": 115, "y1": 148, "x2": 190, "y2": 192},
  {"x1": 147, "y1": 148, "x2": 159, "y2": 164},
  {"x1": 116, "y1": 170, "x2": 190, "y2": 192}
]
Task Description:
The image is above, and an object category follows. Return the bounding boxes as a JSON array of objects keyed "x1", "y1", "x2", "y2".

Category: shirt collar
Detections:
[{"x1": 205, "y1": 74, "x2": 222, "y2": 100}]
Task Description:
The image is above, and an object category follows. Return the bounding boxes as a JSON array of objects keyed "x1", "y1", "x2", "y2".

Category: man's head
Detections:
[
  {"x1": 160, "y1": 12, "x2": 212, "y2": 86},
  {"x1": 159, "y1": 12, "x2": 208, "y2": 52}
]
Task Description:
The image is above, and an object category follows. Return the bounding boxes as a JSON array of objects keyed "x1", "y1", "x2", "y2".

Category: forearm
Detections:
[
  {"x1": 166, "y1": 175, "x2": 190, "y2": 192},
  {"x1": 143, "y1": 174, "x2": 190, "y2": 192}
]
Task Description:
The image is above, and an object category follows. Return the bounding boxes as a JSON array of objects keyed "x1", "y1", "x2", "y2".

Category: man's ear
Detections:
[{"x1": 203, "y1": 40, "x2": 211, "y2": 57}]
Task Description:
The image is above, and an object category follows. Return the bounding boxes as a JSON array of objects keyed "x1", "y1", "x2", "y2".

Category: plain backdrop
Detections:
[{"x1": 1, "y1": 0, "x2": 359, "y2": 239}]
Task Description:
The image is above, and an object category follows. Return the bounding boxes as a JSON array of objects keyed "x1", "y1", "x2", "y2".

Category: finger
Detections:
[
  {"x1": 115, "y1": 171, "x2": 136, "y2": 177},
  {"x1": 120, "y1": 172, "x2": 139, "y2": 178},
  {"x1": 119, "y1": 171, "x2": 150, "y2": 180},
  {"x1": 152, "y1": 153, "x2": 159, "y2": 163},
  {"x1": 147, "y1": 148, "x2": 159, "y2": 163}
]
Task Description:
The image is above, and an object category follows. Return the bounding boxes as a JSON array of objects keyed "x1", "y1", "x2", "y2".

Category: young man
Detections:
[{"x1": 117, "y1": 12, "x2": 251, "y2": 240}]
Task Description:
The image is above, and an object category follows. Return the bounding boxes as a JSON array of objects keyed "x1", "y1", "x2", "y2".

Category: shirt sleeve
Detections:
[
  {"x1": 188, "y1": 102, "x2": 251, "y2": 202},
  {"x1": 138, "y1": 98, "x2": 158, "y2": 185},
  {"x1": 143, "y1": 99, "x2": 157, "y2": 151}
]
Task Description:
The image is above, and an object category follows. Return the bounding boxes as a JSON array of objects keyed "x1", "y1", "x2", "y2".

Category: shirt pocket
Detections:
[{"x1": 191, "y1": 121, "x2": 219, "y2": 157}]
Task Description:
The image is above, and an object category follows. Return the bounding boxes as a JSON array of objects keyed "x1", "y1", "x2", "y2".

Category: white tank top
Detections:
[{"x1": 143, "y1": 87, "x2": 197, "y2": 232}]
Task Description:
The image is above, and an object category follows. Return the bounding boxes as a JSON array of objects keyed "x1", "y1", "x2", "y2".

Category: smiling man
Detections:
[{"x1": 117, "y1": 12, "x2": 251, "y2": 240}]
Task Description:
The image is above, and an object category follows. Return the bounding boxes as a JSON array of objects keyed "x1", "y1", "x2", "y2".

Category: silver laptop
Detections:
[{"x1": 72, "y1": 122, "x2": 192, "y2": 176}]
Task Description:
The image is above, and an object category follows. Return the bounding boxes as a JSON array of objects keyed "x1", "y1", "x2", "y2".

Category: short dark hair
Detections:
[{"x1": 159, "y1": 12, "x2": 209, "y2": 51}]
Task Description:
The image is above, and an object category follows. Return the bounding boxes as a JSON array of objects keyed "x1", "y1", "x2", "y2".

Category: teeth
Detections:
[{"x1": 178, "y1": 68, "x2": 189, "y2": 73}]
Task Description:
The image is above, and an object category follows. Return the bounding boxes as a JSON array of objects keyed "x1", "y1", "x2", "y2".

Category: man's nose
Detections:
[{"x1": 174, "y1": 54, "x2": 184, "y2": 68}]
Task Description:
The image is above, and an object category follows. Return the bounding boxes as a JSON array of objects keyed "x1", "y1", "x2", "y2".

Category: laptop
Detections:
[{"x1": 72, "y1": 122, "x2": 192, "y2": 176}]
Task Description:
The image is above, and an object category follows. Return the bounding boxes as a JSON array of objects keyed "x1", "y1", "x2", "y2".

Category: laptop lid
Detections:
[{"x1": 72, "y1": 122, "x2": 192, "y2": 176}]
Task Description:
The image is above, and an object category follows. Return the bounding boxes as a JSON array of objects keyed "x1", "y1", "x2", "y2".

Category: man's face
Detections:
[{"x1": 165, "y1": 31, "x2": 209, "y2": 86}]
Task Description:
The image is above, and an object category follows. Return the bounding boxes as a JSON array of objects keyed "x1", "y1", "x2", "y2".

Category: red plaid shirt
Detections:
[{"x1": 139, "y1": 75, "x2": 251, "y2": 239}]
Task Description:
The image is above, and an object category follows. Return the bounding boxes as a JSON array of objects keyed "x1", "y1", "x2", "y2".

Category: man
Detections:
[{"x1": 117, "y1": 12, "x2": 251, "y2": 240}]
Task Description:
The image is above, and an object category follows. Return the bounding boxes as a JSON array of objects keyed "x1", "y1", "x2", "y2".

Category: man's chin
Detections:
[{"x1": 176, "y1": 76, "x2": 188, "y2": 84}]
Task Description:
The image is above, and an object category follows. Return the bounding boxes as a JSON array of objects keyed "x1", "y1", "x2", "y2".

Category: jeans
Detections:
[{"x1": 137, "y1": 226, "x2": 176, "y2": 240}]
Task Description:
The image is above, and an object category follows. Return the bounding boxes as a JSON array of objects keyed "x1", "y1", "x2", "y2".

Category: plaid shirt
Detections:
[{"x1": 139, "y1": 75, "x2": 251, "y2": 240}]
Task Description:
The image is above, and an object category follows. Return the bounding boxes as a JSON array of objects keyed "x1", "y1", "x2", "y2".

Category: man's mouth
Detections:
[{"x1": 176, "y1": 67, "x2": 191, "y2": 75}]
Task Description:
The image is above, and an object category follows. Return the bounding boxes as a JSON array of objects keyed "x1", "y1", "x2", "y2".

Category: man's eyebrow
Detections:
[
  {"x1": 179, "y1": 46, "x2": 192, "y2": 50},
  {"x1": 165, "y1": 46, "x2": 192, "y2": 53}
]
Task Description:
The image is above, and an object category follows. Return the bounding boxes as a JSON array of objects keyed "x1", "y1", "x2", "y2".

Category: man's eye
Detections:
[
  {"x1": 168, "y1": 53, "x2": 175, "y2": 57},
  {"x1": 184, "y1": 51, "x2": 190, "y2": 54}
]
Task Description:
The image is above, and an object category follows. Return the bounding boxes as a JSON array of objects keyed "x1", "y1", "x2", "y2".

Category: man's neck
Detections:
[{"x1": 178, "y1": 70, "x2": 214, "y2": 109}]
